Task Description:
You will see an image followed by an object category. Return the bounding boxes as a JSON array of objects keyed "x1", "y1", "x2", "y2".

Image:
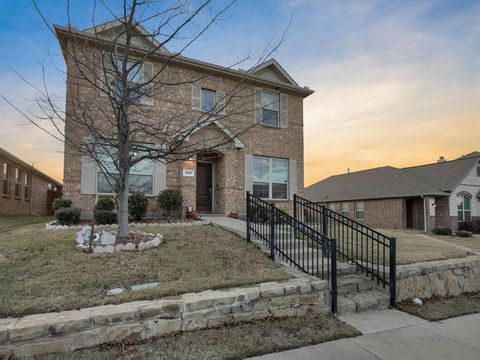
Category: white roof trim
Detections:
[
  {"x1": 250, "y1": 58, "x2": 299, "y2": 87},
  {"x1": 82, "y1": 18, "x2": 171, "y2": 55},
  {"x1": 178, "y1": 118, "x2": 244, "y2": 149}
]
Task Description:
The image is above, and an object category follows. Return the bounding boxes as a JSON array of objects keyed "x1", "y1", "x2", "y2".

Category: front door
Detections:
[{"x1": 196, "y1": 162, "x2": 213, "y2": 212}]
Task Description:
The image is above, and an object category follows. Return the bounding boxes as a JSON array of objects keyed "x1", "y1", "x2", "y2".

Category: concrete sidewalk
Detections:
[
  {"x1": 250, "y1": 310, "x2": 480, "y2": 360},
  {"x1": 203, "y1": 216, "x2": 247, "y2": 238}
]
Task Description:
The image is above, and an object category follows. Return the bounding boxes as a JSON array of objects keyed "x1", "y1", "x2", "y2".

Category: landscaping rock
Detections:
[
  {"x1": 107, "y1": 288, "x2": 124, "y2": 296},
  {"x1": 100, "y1": 231, "x2": 116, "y2": 245}
]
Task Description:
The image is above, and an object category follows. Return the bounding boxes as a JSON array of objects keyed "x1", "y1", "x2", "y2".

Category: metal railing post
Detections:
[
  {"x1": 246, "y1": 191, "x2": 251, "y2": 242},
  {"x1": 331, "y1": 238, "x2": 337, "y2": 313},
  {"x1": 322, "y1": 205, "x2": 328, "y2": 237},
  {"x1": 270, "y1": 204, "x2": 276, "y2": 261},
  {"x1": 389, "y1": 237, "x2": 397, "y2": 307}
]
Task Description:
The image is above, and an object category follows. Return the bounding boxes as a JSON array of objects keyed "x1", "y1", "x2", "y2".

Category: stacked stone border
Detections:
[
  {"x1": 76, "y1": 233, "x2": 164, "y2": 254},
  {"x1": 46, "y1": 219, "x2": 210, "y2": 230},
  {"x1": 0, "y1": 271, "x2": 329, "y2": 358},
  {"x1": 396, "y1": 256, "x2": 480, "y2": 301}
]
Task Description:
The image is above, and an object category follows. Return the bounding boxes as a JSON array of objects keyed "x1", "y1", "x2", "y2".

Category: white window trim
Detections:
[
  {"x1": 200, "y1": 88, "x2": 217, "y2": 112},
  {"x1": 252, "y1": 156, "x2": 289, "y2": 201}
]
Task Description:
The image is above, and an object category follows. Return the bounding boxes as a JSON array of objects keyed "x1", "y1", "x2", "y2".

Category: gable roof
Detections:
[
  {"x1": 0, "y1": 147, "x2": 62, "y2": 187},
  {"x1": 402, "y1": 153, "x2": 480, "y2": 192},
  {"x1": 305, "y1": 166, "x2": 448, "y2": 203},
  {"x1": 53, "y1": 20, "x2": 314, "y2": 98},
  {"x1": 250, "y1": 59, "x2": 299, "y2": 87}
]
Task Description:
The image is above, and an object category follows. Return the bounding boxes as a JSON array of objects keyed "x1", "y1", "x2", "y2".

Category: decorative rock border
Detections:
[
  {"x1": 396, "y1": 255, "x2": 480, "y2": 301},
  {"x1": 0, "y1": 271, "x2": 329, "y2": 358},
  {"x1": 76, "y1": 233, "x2": 164, "y2": 254},
  {"x1": 46, "y1": 220, "x2": 210, "y2": 230}
]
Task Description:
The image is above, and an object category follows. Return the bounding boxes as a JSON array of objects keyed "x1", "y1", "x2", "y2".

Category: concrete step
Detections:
[
  {"x1": 337, "y1": 289, "x2": 390, "y2": 315},
  {"x1": 336, "y1": 274, "x2": 374, "y2": 295}
]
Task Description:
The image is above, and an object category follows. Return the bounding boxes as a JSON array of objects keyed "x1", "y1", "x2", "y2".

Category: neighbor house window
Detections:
[
  {"x1": 355, "y1": 201, "x2": 364, "y2": 220},
  {"x1": 341, "y1": 202, "x2": 349, "y2": 217},
  {"x1": 14, "y1": 168, "x2": 20, "y2": 197},
  {"x1": 2, "y1": 163, "x2": 9, "y2": 195},
  {"x1": 252, "y1": 156, "x2": 288, "y2": 200},
  {"x1": 24, "y1": 173, "x2": 29, "y2": 199},
  {"x1": 457, "y1": 195, "x2": 471, "y2": 222},
  {"x1": 201, "y1": 88, "x2": 216, "y2": 112},
  {"x1": 261, "y1": 90, "x2": 280, "y2": 127},
  {"x1": 96, "y1": 149, "x2": 154, "y2": 195},
  {"x1": 328, "y1": 203, "x2": 336, "y2": 211}
]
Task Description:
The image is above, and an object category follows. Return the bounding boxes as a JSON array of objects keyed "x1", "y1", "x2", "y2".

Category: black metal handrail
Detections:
[
  {"x1": 246, "y1": 191, "x2": 338, "y2": 313},
  {"x1": 294, "y1": 194, "x2": 396, "y2": 306}
]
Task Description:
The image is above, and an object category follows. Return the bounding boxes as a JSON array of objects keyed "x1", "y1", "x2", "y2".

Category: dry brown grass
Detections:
[
  {"x1": 428, "y1": 234, "x2": 480, "y2": 253},
  {"x1": 0, "y1": 223, "x2": 290, "y2": 318}
]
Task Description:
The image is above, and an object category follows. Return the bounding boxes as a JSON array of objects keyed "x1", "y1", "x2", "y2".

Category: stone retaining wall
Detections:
[
  {"x1": 396, "y1": 256, "x2": 480, "y2": 301},
  {"x1": 0, "y1": 272, "x2": 329, "y2": 358}
]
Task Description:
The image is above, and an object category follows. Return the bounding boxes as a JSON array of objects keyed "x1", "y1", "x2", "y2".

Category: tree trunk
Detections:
[{"x1": 117, "y1": 175, "x2": 130, "y2": 239}]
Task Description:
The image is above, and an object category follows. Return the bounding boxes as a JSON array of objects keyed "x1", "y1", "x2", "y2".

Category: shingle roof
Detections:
[{"x1": 305, "y1": 152, "x2": 480, "y2": 202}]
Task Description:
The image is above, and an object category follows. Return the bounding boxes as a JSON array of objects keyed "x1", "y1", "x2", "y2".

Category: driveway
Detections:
[{"x1": 250, "y1": 310, "x2": 480, "y2": 360}]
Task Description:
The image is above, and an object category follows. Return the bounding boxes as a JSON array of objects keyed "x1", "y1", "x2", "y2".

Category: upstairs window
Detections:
[
  {"x1": 341, "y1": 202, "x2": 349, "y2": 217},
  {"x1": 328, "y1": 203, "x2": 336, "y2": 211},
  {"x1": 355, "y1": 201, "x2": 364, "y2": 221},
  {"x1": 252, "y1": 156, "x2": 288, "y2": 200},
  {"x1": 24, "y1": 173, "x2": 29, "y2": 199},
  {"x1": 2, "y1": 163, "x2": 9, "y2": 195},
  {"x1": 261, "y1": 90, "x2": 280, "y2": 126},
  {"x1": 457, "y1": 195, "x2": 471, "y2": 222},
  {"x1": 14, "y1": 168, "x2": 20, "y2": 197},
  {"x1": 201, "y1": 89, "x2": 216, "y2": 112}
]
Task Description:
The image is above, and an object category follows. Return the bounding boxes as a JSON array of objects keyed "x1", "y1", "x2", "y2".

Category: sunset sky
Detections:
[{"x1": 0, "y1": 0, "x2": 478, "y2": 185}]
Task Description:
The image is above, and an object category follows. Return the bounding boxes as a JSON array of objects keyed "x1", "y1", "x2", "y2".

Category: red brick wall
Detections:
[{"x1": 363, "y1": 198, "x2": 405, "y2": 229}]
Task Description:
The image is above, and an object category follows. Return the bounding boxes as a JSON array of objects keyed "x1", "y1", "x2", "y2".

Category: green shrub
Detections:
[
  {"x1": 52, "y1": 198, "x2": 72, "y2": 211},
  {"x1": 94, "y1": 210, "x2": 117, "y2": 225},
  {"x1": 432, "y1": 228, "x2": 452, "y2": 236},
  {"x1": 456, "y1": 230, "x2": 472, "y2": 238},
  {"x1": 55, "y1": 208, "x2": 80, "y2": 225},
  {"x1": 129, "y1": 193, "x2": 149, "y2": 221},
  {"x1": 158, "y1": 189, "x2": 183, "y2": 218},
  {"x1": 95, "y1": 198, "x2": 115, "y2": 211},
  {"x1": 248, "y1": 203, "x2": 270, "y2": 223}
]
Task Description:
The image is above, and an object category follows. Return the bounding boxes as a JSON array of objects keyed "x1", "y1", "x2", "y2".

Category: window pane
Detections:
[
  {"x1": 129, "y1": 174, "x2": 153, "y2": 194},
  {"x1": 2, "y1": 163, "x2": 7, "y2": 178},
  {"x1": 465, "y1": 211, "x2": 471, "y2": 222},
  {"x1": 272, "y1": 183, "x2": 288, "y2": 199},
  {"x1": 464, "y1": 197, "x2": 471, "y2": 210},
  {"x1": 328, "y1": 203, "x2": 335, "y2": 211},
  {"x1": 271, "y1": 159, "x2": 288, "y2": 183},
  {"x1": 130, "y1": 158, "x2": 153, "y2": 175},
  {"x1": 262, "y1": 109, "x2": 279, "y2": 126},
  {"x1": 458, "y1": 211, "x2": 464, "y2": 222},
  {"x1": 356, "y1": 202, "x2": 364, "y2": 211},
  {"x1": 261, "y1": 91, "x2": 279, "y2": 110},
  {"x1": 356, "y1": 211, "x2": 364, "y2": 220},
  {"x1": 97, "y1": 173, "x2": 118, "y2": 193},
  {"x1": 253, "y1": 157, "x2": 270, "y2": 182},
  {"x1": 253, "y1": 183, "x2": 269, "y2": 198},
  {"x1": 2, "y1": 180, "x2": 7, "y2": 195},
  {"x1": 201, "y1": 89, "x2": 216, "y2": 112},
  {"x1": 116, "y1": 59, "x2": 142, "y2": 82}
]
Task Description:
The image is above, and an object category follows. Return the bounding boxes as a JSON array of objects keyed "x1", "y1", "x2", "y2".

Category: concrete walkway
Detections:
[
  {"x1": 250, "y1": 310, "x2": 480, "y2": 360},
  {"x1": 203, "y1": 216, "x2": 247, "y2": 238}
]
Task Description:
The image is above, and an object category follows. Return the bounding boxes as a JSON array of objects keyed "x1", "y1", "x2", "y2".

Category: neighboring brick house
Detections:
[
  {"x1": 0, "y1": 147, "x2": 62, "y2": 215},
  {"x1": 54, "y1": 20, "x2": 313, "y2": 219},
  {"x1": 305, "y1": 152, "x2": 480, "y2": 231}
]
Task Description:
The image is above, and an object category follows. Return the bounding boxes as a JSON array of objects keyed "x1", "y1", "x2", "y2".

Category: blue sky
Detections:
[{"x1": 0, "y1": 0, "x2": 479, "y2": 184}]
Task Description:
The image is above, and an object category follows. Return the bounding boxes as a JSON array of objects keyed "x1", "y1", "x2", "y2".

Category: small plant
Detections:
[
  {"x1": 52, "y1": 198, "x2": 72, "y2": 211},
  {"x1": 158, "y1": 188, "x2": 183, "y2": 220},
  {"x1": 432, "y1": 228, "x2": 452, "y2": 236},
  {"x1": 95, "y1": 198, "x2": 116, "y2": 211},
  {"x1": 55, "y1": 207, "x2": 81, "y2": 225},
  {"x1": 456, "y1": 230, "x2": 472, "y2": 238},
  {"x1": 129, "y1": 193, "x2": 149, "y2": 221},
  {"x1": 94, "y1": 210, "x2": 118, "y2": 225},
  {"x1": 458, "y1": 220, "x2": 480, "y2": 234}
]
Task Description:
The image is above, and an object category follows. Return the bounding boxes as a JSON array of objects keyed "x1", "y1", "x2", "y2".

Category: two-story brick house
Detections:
[{"x1": 54, "y1": 19, "x2": 313, "y2": 219}]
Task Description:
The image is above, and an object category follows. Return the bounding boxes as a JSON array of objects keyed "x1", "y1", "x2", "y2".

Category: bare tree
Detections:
[{"x1": 2, "y1": 0, "x2": 287, "y2": 239}]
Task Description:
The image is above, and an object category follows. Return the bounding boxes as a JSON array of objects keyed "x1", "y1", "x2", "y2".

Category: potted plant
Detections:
[{"x1": 229, "y1": 211, "x2": 238, "y2": 219}]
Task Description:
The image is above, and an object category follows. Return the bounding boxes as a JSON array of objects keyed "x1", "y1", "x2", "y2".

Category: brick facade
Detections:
[
  {"x1": 58, "y1": 25, "x2": 310, "y2": 219},
  {"x1": 0, "y1": 149, "x2": 61, "y2": 216}
]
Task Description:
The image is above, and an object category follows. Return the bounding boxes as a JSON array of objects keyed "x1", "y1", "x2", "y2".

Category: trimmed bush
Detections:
[
  {"x1": 95, "y1": 198, "x2": 116, "y2": 211},
  {"x1": 158, "y1": 189, "x2": 183, "y2": 218},
  {"x1": 94, "y1": 210, "x2": 117, "y2": 225},
  {"x1": 129, "y1": 193, "x2": 149, "y2": 221},
  {"x1": 458, "y1": 220, "x2": 480, "y2": 234},
  {"x1": 55, "y1": 208, "x2": 80, "y2": 225},
  {"x1": 52, "y1": 198, "x2": 72, "y2": 211},
  {"x1": 456, "y1": 230, "x2": 473, "y2": 238},
  {"x1": 432, "y1": 228, "x2": 452, "y2": 236}
]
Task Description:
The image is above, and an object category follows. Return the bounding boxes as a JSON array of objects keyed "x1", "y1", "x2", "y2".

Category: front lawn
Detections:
[
  {"x1": 41, "y1": 314, "x2": 360, "y2": 360},
  {"x1": 397, "y1": 292, "x2": 480, "y2": 321},
  {"x1": 0, "y1": 223, "x2": 290, "y2": 318},
  {"x1": 0, "y1": 215, "x2": 53, "y2": 233},
  {"x1": 428, "y1": 234, "x2": 480, "y2": 253}
]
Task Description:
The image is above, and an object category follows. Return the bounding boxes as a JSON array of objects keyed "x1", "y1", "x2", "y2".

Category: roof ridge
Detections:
[{"x1": 402, "y1": 152, "x2": 480, "y2": 170}]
